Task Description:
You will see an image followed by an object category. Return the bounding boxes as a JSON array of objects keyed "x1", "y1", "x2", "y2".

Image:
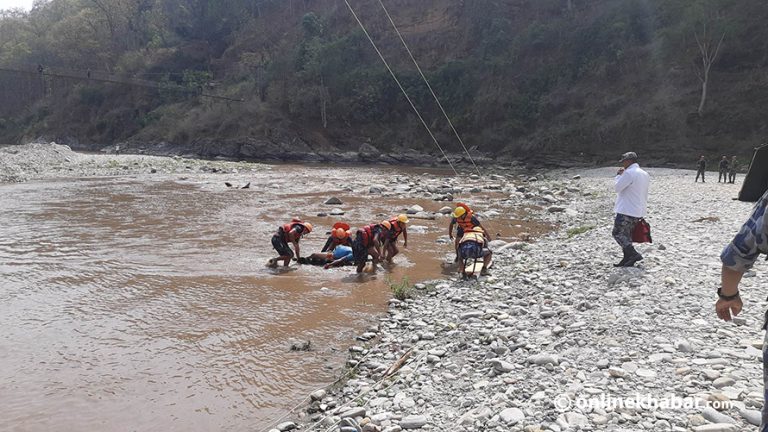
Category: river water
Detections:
[{"x1": 0, "y1": 164, "x2": 549, "y2": 431}]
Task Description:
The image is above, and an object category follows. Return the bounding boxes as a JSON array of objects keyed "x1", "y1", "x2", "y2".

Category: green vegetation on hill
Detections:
[{"x1": 0, "y1": 0, "x2": 766, "y2": 164}]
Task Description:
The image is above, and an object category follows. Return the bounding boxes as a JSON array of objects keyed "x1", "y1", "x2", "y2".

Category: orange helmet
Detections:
[
  {"x1": 333, "y1": 228, "x2": 348, "y2": 239},
  {"x1": 380, "y1": 221, "x2": 392, "y2": 230},
  {"x1": 303, "y1": 222, "x2": 313, "y2": 233}
]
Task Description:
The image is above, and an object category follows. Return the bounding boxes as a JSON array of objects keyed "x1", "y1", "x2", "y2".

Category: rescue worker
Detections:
[
  {"x1": 351, "y1": 221, "x2": 388, "y2": 273},
  {"x1": 458, "y1": 226, "x2": 492, "y2": 277},
  {"x1": 321, "y1": 225, "x2": 352, "y2": 252},
  {"x1": 268, "y1": 219, "x2": 313, "y2": 267},
  {"x1": 448, "y1": 203, "x2": 485, "y2": 262},
  {"x1": 381, "y1": 214, "x2": 409, "y2": 263}
]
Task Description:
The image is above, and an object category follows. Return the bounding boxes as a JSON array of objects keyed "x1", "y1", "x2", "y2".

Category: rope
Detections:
[
  {"x1": 376, "y1": 0, "x2": 482, "y2": 177},
  {"x1": 342, "y1": 0, "x2": 458, "y2": 176}
]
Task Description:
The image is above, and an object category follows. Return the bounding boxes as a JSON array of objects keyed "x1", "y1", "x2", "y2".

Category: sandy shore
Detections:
[{"x1": 270, "y1": 168, "x2": 765, "y2": 432}]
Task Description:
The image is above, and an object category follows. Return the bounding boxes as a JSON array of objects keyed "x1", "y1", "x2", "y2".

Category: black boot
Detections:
[
  {"x1": 622, "y1": 245, "x2": 643, "y2": 267},
  {"x1": 614, "y1": 248, "x2": 630, "y2": 267}
]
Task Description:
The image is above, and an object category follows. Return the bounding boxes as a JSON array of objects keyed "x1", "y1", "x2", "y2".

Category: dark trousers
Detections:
[
  {"x1": 729, "y1": 171, "x2": 736, "y2": 183},
  {"x1": 695, "y1": 170, "x2": 705, "y2": 182},
  {"x1": 719, "y1": 170, "x2": 727, "y2": 182}
]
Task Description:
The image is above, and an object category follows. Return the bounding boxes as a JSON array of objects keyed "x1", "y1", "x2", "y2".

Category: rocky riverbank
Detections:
[
  {"x1": 0, "y1": 142, "x2": 273, "y2": 183},
  {"x1": 0, "y1": 142, "x2": 508, "y2": 184},
  {"x1": 269, "y1": 168, "x2": 766, "y2": 432}
]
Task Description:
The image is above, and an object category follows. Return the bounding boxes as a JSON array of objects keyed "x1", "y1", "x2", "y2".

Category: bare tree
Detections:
[
  {"x1": 319, "y1": 76, "x2": 329, "y2": 128},
  {"x1": 693, "y1": 23, "x2": 725, "y2": 116}
]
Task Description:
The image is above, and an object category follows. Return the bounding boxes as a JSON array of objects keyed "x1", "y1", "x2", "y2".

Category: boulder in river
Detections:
[
  {"x1": 406, "y1": 205, "x2": 424, "y2": 214},
  {"x1": 289, "y1": 340, "x2": 311, "y2": 351}
]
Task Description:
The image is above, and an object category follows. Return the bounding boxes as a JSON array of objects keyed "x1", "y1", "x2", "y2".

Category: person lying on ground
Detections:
[
  {"x1": 296, "y1": 245, "x2": 355, "y2": 267},
  {"x1": 323, "y1": 245, "x2": 355, "y2": 269}
]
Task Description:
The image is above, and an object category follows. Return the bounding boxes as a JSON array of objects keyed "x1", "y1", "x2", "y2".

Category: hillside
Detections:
[{"x1": 1, "y1": 0, "x2": 767, "y2": 166}]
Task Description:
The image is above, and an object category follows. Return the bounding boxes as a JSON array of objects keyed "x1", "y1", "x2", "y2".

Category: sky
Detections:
[{"x1": 0, "y1": 0, "x2": 35, "y2": 11}]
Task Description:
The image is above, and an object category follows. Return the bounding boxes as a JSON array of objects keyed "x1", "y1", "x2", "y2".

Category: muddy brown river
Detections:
[{"x1": 0, "y1": 164, "x2": 549, "y2": 431}]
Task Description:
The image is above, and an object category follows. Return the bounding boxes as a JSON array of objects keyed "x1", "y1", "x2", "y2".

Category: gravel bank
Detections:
[
  {"x1": 274, "y1": 168, "x2": 765, "y2": 432},
  {"x1": 0, "y1": 142, "x2": 262, "y2": 183}
]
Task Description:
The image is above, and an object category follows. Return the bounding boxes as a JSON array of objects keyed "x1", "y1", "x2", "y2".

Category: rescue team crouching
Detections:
[
  {"x1": 268, "y1": 210, "x2": 494, "y2": 276},
  {"x1": 269, "y1": 217, "x2": 410, "y2": 273}
]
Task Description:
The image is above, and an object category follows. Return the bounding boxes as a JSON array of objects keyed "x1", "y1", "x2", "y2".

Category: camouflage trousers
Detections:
[{"x1": 612, "y1": 213, "x2": 640, "y2": 249}]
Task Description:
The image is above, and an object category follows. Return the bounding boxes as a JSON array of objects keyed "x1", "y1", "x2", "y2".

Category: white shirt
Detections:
[{"x1": 614, "y1": 163, "x2": 650, "y2": 218}]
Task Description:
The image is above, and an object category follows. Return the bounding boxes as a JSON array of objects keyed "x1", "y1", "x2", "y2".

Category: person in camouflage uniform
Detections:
[
  {"x1": 718, "y1": 156, "x2": 729, "y2": 183},
  {"x1": 716, "y1": 189, "x2": 768, "y2": 429},
  {"x1": 729, "y1": 156, "x2": 738, "y2": 184}
]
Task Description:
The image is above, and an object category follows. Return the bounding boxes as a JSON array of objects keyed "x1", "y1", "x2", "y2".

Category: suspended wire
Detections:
[
  {"x1": 342, "y1": 0, "x2": 458, "y2": 176},
  {"x1": 376, "y1": 0, "x2": 481, "y2": 177}
]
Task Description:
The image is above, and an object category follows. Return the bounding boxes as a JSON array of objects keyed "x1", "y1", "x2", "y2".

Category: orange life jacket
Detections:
[
  {"x1": 388, "y1": 218, "x2": 403, "y2": 238},
  {"x1": 280, "y1": 222, "x2": 309, "y2": 241},
  {"x1": 357, "y1": 224, "x2": 382, "y2": 248},
  {"x1": 455, "y1": 212, "x2": 478, "y2": 232}
]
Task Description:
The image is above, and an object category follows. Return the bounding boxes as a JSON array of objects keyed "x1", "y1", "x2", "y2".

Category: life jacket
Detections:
[
  {"x1": 459, "y1": 231, "x2": 485, "y2": 245},
  {"x1": 388, "y1": 218, "x2": 403, "y2": 239},
  {"x1": 356, "y1": 224, "x2": 381, "y2": 248},
  {"x1": 280, "y1": 222, "x2": 309, "y2": 241},
  {"x1": 455, "y1": 213, "x2": 478, "y2": 232}
]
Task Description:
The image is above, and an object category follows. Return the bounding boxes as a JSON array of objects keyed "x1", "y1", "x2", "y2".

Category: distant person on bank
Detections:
[
  {"x1": 718, "y1": 155, "x2": 729, "y2": 183},
  {"x1": 729, "y1": 156, "x2": 738, "y2": 184},
  {"x1": 715, "y1": 189, "x2": 768, "y2": 428},
  {"x1": 612, "y1": 152, "x2": 650, "y2": 267},
  {"x1": 695, "y1": 155, "x2": 706, "y2": 183}
]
